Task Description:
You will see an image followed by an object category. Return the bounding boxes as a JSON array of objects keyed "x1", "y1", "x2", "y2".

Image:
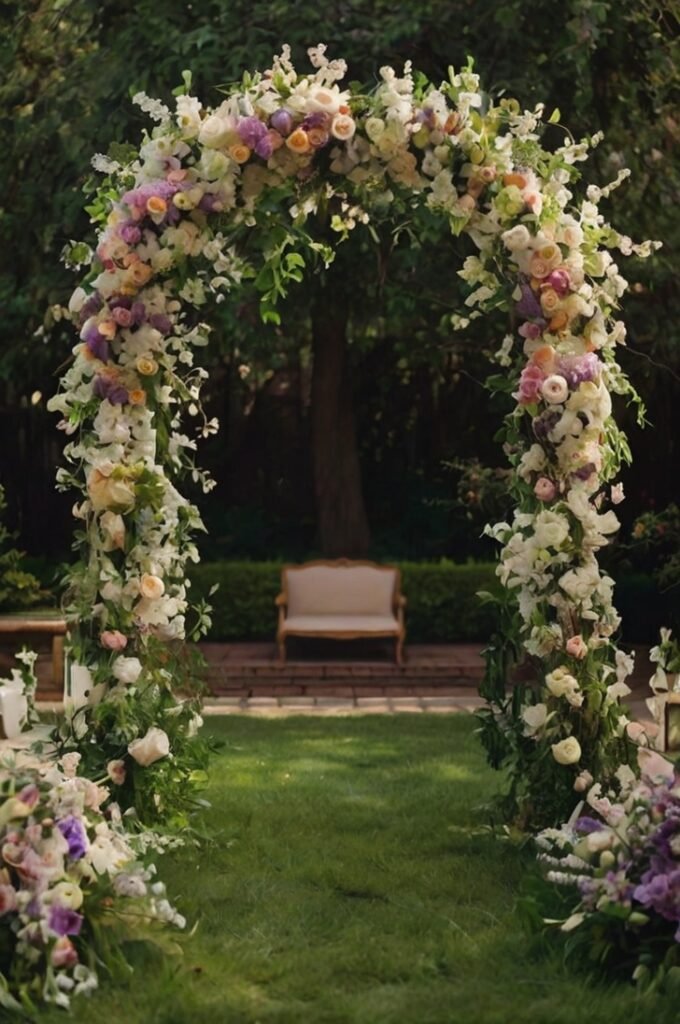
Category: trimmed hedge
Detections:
[
  {"x1": 188, "y1": 560, "x2": 502, "y2": 644},
  {"x1": 188, "y1": 560, "x2": 680, "y2": 645}
]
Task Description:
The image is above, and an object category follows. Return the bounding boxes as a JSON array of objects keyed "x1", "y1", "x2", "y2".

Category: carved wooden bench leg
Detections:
[
  {"x1": 396, "y1": 635, "x2": 405, "y2": 666},
  {"x1": 278, "y1": 636, "x2": 287, "y2": 663}
]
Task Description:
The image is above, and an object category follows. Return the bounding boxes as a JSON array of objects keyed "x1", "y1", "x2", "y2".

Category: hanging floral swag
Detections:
[{"x1": 44, "y1": 44, "x2": 660, "y2": 831}]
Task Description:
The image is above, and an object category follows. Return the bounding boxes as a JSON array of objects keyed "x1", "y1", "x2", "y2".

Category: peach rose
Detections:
[
  {"x1": 106, "y1": 759, "x2": 127, "y2": 785},
  {"x1": 534, "y1": 477, "x2": 557, "y2": 502},
  {"x1": 140, "y1": 573, "x2": 165, "y2": 600},
  {"x1": 285, "y1": 128, "x2": 311, "y2": 154},
  {"x1": 530, "y1": 254, "x2": 551, "y2": 279},
  {"x1": 228, "y1": 143, "x2": 251, "y2": 164},
  {"x1": 146, "y1": 196, "x2": 167, "y2": 217},
  {"x1": 540, "y1": 288, "x2": 562, "y2": 316},
  {"x1": 87, "y1": 467, "x2": 136, "y2": 512},
  {"x1": 128, "y1": 727, "x2": 170, "y2": 767},
  {"x1": 128, "y1": 389, "x2": 146, "y2": 406}
]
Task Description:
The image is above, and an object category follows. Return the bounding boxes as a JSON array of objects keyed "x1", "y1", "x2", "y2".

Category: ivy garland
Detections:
[{"x1": 48, "y1": 45, "x2": 660, "y2": 828}]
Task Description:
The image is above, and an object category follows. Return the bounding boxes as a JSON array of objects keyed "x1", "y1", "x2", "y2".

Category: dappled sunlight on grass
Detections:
[{"x1": 33, "y1": 715, "x2": 680, "y2": 1024}]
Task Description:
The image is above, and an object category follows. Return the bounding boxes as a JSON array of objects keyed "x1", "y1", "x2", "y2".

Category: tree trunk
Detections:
[{"x1": 310, "y1": 289, "x2": 370, "y2": 558}]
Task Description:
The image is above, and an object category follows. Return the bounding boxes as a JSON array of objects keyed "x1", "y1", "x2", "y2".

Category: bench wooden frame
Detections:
[
  {"x1": 276, "y1": 559, "x2": 406, "y2": 665},
  {"x1": 0, "y1": 617, "x2": 66, "y2": 690}
]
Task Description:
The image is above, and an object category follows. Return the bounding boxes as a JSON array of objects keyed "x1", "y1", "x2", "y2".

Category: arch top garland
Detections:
[{"x1": 48, "y1": 44, "x2": 659, "y2": 826}]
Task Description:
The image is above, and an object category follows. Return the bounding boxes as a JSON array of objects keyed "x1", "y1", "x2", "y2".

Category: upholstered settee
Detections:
[{"x1": 275, "y1": 559, "x2": 406, "y2": 664}]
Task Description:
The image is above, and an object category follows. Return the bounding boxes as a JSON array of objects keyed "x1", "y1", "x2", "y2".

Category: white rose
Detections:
[
  {"x1": 112, "y1": 656, "x2": 143, "y2": 685},
  {"x1": 501, "y1": 224, "x2": 532, "y2": 252},
  {"x1": 198, "y1": 113, "x2": 233, "y2": 149},
  {"x1": 365, "y1": 116, "x2": 385, "y2": 141},
  {"x1": 331, "y1": 114, "x2": 356, "y2": 141},
  {"x1": 48, "y1": 881, "x2": 84, "y2": 910},
  {"x1": 541, "y1": 374, "x2": 569, "y2": 405},
  {"x1": 546, "y1": 669, "x2": 579, "y2": 699},
  {"x1": 522, "y1": 703, "x2": 548, "y2": 736},
  {"x1": 128, "y1": 727, "x2": 170, "y2": 767},
  {"x1": 533, "y1": 511, "x2": 570, "y2": 549},
  {"x1": 551, "y1": 736, "x2": 582, "y2": 765},
  {"x1": 140, "y1": 573, "x2": 165, "y2": 600}
]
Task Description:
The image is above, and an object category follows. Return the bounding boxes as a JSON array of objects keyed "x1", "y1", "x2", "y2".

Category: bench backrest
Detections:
[{"x1": 283, "y1": 561, "x2": 398, "y2": 617}]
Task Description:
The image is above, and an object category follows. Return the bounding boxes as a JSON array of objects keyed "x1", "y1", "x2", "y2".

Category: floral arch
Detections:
[{"x1": 48, "y1": 45, "x2": 658, "y2": 828}]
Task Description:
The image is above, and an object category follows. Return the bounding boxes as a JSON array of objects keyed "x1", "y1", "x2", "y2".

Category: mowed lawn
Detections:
[{"x1": 36, "y1": 715, "x2": 677, "y2": 1024}]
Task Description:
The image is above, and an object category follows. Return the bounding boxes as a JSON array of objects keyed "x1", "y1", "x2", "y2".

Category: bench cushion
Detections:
[
  {"x1": 282, "y1": 614, "x2": 399, "y2": 635},
  {"x1": 285, "y1": 565, "x2": 396, "y2": 617}
]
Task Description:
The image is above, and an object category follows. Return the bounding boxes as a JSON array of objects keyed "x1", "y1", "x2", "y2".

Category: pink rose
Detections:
[
  {"x1": 516, "y1": 363, "x2": 545, "y2": 405},
  {"x1": 566, "y1": 635, "x2": 588, "y2": 660},
  {"x1": 519, "y1": 321, "x2": 542, "y2": 340},
  {"x1": 100, "y1": 630, "x2": 128, "y2": 651},
  {"x1": 51, "y1": 936, "x2": 79, "y2": 969},
  {"x1": 546, "y1": 268, "x2": 571, "y2": 296},
  {"x1": 534, "y1": 477, "x2": 557, "y2": 502},
  {"x1": 112, "y1": 306, "x2": 133, "y2": 328}
]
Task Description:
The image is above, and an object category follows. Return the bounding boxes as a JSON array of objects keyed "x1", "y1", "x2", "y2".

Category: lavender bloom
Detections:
[
  {"x1": 120, "y1": 222, "x2": 142, "y2": 246},
  {"x1": 516, "y1": 280, "x2": 543, "y2": 320},
  {"x1": 49, "y1": 904, "x2": 84, "y2": 937},
  {"x1": 148, "y1": 313, "x2": 172, "y2": 335},
  {"x1": 302, "y1": 111, "x2": 330, "y2": 131},
  {"x1": 269, "y1": 109, "x2": 294, "y2": 137},
  {"x1": 93, "y1": 375, "x2": 129, "y2": 405},
  {"x1": 254, "y1": 134, "x2": 273, "y2": 160},
  {"x1": 130, "y1": 301, "x2": 146, "y2": 326},
  {"x1": 79, "y1": 292, "x2": 103, "y2": 325},
  {"x1": 633, "y1": 867, "x2": 680, "y2": 928},
  {"x1": 57, "y1": 816, "x2": 88, "y2": 860},
  {"x1": 199, "y1": 193, "x2": 221, "y2": 213},
  {"x1": 82, "y1": 324, "x2": 110, "y2": 362},
  {"x1": 121, "y1": 179, "x2": 181, "y2": 210},
  {"x1": 559, "y1": 353, "x2": 601, "y2": 388},
  {"x1": 574, "y1": 816, "x2": 604, "y2": 835},
  {"x1": 237, "y1": 116, "x2": 268, "y2": 150}
]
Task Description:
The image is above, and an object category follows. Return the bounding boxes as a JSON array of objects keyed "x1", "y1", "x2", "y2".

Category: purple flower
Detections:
[
  {"x1": 93, "y1": 375, "x2": 129, "y2": 405},
  {"x1": 79, "y1": 292, "x2": 103, "y2": 325},
  {"x1": 574, "y1": 816, "x2": 604, "y2": 835},
  {"x1": 559, "y1": 353, "x2": 601, "y2": 388},
  {"x1": 82, "y1": 324, "x2": 110, "y2": 362},
  {"x1": 516, "y1": 280, "x2": 543, "y2": 320},
  {"x1": 302, "y1": 111, "x2": 330, "y2": 131},
  {"x1": 148, "y1": 313, "x2": 172, "y2": 335},
  {"x1": 57, "y1": 816, "x2": 88, "y2": 860},
  {"x1": 199, "y1": 193, "x2": 222, "y2": 213},
  {"x1": 254, "y1": 134, "x2": 273, "y2": 160},
  {"x1": 532, "y1": 409, "x2": 561, "y2": 440},
  {"x1": 130, "y1": 301, "x2": 146, "y2": 326},
  {"x1": 269, "y1": 109, "x2": 294, "y2": 137},
  {"x1": 120, "y1": 222, "x2": 142, "y2": 246},
  {"x1": 49, "y1": 904, "x2": 84, "y2": 937},
  {"x1": 573, "y1": 462, "x2": 597, "y2": 482},
  {"x1": 237, "y1": 116, "x2": 267, "y2": 150}
]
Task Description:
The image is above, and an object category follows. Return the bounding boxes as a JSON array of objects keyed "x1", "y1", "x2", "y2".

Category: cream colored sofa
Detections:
[{"x1": 276, "y1": 560, "x2": 406, "y2": 664}]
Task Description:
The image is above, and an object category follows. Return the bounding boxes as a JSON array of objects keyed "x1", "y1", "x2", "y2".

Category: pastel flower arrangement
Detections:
[
  {"x1": 0, "y1": 753, "x2": 185, "y2": 1012},
  {"x1": 45, "y1": 44, "x2": 659, "y2": 828},
  {"x1": 535, "y1": 749, "x2": 680, "y2": 990}
]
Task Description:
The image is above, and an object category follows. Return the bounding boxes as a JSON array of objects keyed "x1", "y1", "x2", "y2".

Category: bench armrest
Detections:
[
  {"x1": 396, "y1": 595, "x2": 407, "y2": 608},
  {"x1": 275, "y1": 593, "x2": 287, "y2": 608}
]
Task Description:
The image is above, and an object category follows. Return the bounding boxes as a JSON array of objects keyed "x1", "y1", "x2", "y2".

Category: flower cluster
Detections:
[
  {"x1": 535, "y1": 749, "x2": 680, "y2": 988},
  {"x1": 47, "y1": 45, "x2": 659, "y2": 826},
  {"x1": 646, "y1": 629, "x2": 680, "y2": 746},
  {"x1": 0, "y1": 754, "x2": 185, "y2": 1012}
]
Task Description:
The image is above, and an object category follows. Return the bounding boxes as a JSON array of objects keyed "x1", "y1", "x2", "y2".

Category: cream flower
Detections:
[
  {"x1": 112, "y1": 656, "x2": 143, "y2": 685},
  {"x1": 551, "y1": 736, "x2": 582, "y2": 765},
  {"x1": 128, "y1": 727, "x2": 170, "y2": 767},
  {"x1": 541, "y1": 374, "x2": 569, "y2": 404},
  {"x1": 330, "y1": 114, "x2": 356, "y2": 141},
  {"x1": 140, "y1": 573, "x2": 165, "y2": 600}
]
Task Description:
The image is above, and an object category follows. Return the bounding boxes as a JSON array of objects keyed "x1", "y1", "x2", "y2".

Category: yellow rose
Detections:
[
  {"x1": 540, "y1": 288, "x2": 562, "y2": 315},
  {"x1": 128, "y1": 389, "x2": 146, "y2": 406},
  {"x1": 136, "y1": 356, "x2": 158, "y2": 376}
]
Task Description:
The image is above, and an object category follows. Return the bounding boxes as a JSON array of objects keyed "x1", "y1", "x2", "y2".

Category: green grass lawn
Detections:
[{"x1": 35, "y1": 715, "x2": 678, "y2": 1024}]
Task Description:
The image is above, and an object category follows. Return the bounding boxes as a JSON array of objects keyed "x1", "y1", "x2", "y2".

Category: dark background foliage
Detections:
[{"x1": 0, "y1": 0, "x2": 678, "y2": 569}]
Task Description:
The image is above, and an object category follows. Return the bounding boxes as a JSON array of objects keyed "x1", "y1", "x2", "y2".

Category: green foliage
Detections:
[
  {"x1": 188, "y1": 560, "x2": 503, "y2": 643},
  {"x1": 0, "y1": 485, "x2": 49, "y2": 611}
]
